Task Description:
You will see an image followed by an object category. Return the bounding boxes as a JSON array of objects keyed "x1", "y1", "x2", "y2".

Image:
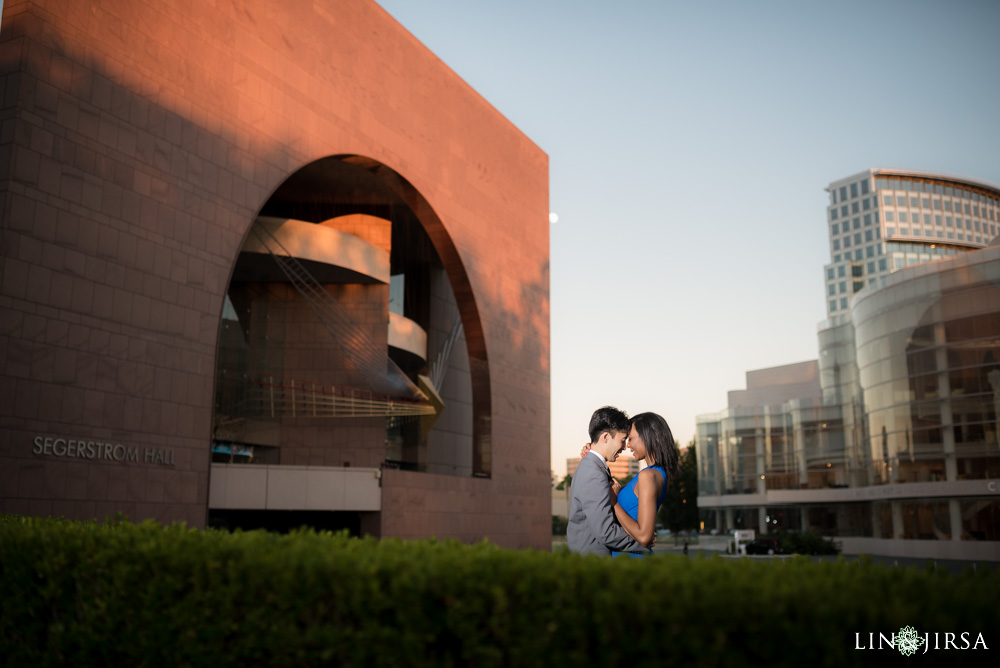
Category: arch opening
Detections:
[{"x1": 212, "y1": 155, "x2": 491, "y2": 485}]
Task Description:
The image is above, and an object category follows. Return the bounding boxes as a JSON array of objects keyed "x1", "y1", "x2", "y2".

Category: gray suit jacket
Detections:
[{"x1": 567, "y1": 452, "x2": 644, "y2": 555}]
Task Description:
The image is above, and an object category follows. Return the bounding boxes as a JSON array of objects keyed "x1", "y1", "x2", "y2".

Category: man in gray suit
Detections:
[{"x1": 567, "y1": 406, "x2": 647, "y2": 556}]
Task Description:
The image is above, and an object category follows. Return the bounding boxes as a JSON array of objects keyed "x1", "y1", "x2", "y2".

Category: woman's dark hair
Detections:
[
  {"x1": 588, "y1": 406, "x2": 630, "y2": 443},
  {"x1": 630, "y1": 412, "x2": 679, "y2": 477}
]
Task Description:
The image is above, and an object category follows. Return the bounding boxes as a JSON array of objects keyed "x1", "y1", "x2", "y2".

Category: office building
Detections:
[{"x1": 824, "y1": 169, "x2": 999, "y2": 321}]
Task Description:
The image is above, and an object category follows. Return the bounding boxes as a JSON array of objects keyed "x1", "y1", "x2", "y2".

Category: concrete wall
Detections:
[{"x1": 0, "y1": 0, "x2": 549, "y2": 547}]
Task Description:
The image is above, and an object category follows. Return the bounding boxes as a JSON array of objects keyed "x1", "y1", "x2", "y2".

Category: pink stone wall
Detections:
[{"x1": 0, "y1": 0, "x2": 550, "y2": 548}]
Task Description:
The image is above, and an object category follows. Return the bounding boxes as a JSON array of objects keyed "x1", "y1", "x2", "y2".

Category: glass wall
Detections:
[{"x1": 853, "y1": 246, "x2": 1000, "y2": 485}]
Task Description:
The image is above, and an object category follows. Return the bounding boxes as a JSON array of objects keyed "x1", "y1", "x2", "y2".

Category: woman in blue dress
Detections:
[{"x1": 610, "y1": 412, "x2": 680, "y2": 557}]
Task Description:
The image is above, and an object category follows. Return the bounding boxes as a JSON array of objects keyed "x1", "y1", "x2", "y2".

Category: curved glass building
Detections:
[{"x1": 697, "y1": 169, "x2": 1000, "y2": 562}]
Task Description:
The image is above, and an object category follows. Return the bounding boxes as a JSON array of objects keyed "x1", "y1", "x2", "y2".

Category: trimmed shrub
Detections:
[
  {"x1": 1, "y1": 515, "x2": 997, "y2": 667},
  {"x1": 772, "y1": 530, "x2": 842, "y2": 555}
]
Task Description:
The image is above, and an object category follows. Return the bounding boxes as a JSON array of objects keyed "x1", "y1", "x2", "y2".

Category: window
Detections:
[
  {"x1": 910, "y1": 197, "x2": 918, "y2": 207},
  {"x1": 837, "y1": 265, "x2": 845, "y2": 277},
  {"x1": 828, "y1": 284, "x2": 835, "y2": 296},
  {"x1": 946, "y1": 216, "x2": 952, "y2": 226},
  {"x1": 875, "y1": 227, "x2": 881, "y2": 239},
  {"x1": 831, "y1": 209, "x2": 838, "y2": 220},
  {"x1": 850, "y1": 183, "x2": 858, "y2": 198},
  {"x1": 934, "y1": 199, "x2": 942, "y2": 210},
  {"x1": 867, "y1": 261, "x2": 875, "y2": 273},
  {"x1": 899, "y1": 212, "x2": 908, "y2": 222},
  {"x1": 832, "y1": 223, "x2": 839, "y2": 235},
  {"x1": 863, "y1": 198, "x2": 871, "y2": 211},
  {"x1": 841, "y1": 205, "x2": 848, "y2": 217},
  {"x1": 840, "y1": 298, "x2": 848, "y2": 309},
  {"x1": 852, "y1": 218, "x2": 860, "y2": 229},
  {"x1": 829, "y1": 300, "x2": 837, "y2": 312},
  {"x1": 854, "y1": 233, "x2": 862, "y2": 244},
  {"x1": 887, "y1": 227, "x2": 895, "y2": 236},
  {"x1": 885, "y1": 211, "x2": 895, "y2": 222},
  {"x1": 851, "y1": 265, "x2": 862, "y2": 277},
  {"x1": 876, "y1": 178, "x2": 888, "y2": 189},
  {"x1": 854, "y1": 249, "x2": 862, "y2": 260},
  {"x1": 838, "y1": 281, "x2": 846, "y2": 294},
  {"x1": 853, "y1": 281, "x2": 864, "y2": 292},
  {"x1": 840, "y1": 186, "x2": 848, "y2": 201},
  {"x1": 852, "y1": 202, "x2": 859, "y2": 214},
  {"x1": 945, "y1": 201, "x2": 952, "y2": 212},
  {"x1": 865, "y1": 230, "x2": 873, "y2": 241},
  {"x1": 935, "y1": 215, "x2": 942, "y2": 225},
  {"x1": 843, "y1": 236, "x2": 851, "y2": 248},
  {"x1": 896, "y1": 196, "x2": 906, "y2": 206},
  {"x1": 964, "y1": 204, "x2": 970, "y2": 214},
  {"x1": 861, "y1": 180, "x2": 870, "y2": 194},
  {"x1": 833, "y1": 239, "x2": 840, "y2": 250},
  {"x1": 883, "y1": 195, "x2": 894, "y2": 206},
  {"x1": 922, "y1": 198, "x2": 930, "y2": 208},
  {"x1": 826, "y1": 268, "x2": 834, "y2": 280},
  {"x1": 923, "y1": 214, "x2": 930, "y2": 224},
  {"x1": 864, "y1": 214, "x2": 872, "y2": 225},
  {"x1": 879, "y1": 259, "x2": 887, "y2": 271}
]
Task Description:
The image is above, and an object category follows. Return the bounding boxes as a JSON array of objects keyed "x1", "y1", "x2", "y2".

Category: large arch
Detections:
[{"x1": 212, "y1": 154, "x2": 491, "y2": 483}]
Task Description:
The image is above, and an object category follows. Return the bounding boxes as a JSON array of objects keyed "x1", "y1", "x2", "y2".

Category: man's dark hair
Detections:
[
  {"x1": 630, "y1": 412, "x2": 680, "y2": 477},
  {"x1": 588, "y1": 406, "x2": 630, "y2": 443}
]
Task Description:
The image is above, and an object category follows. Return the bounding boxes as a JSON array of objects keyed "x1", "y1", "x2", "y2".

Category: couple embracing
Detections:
[{"x1": 567, "y1": 406, "x2": 679, "y2": 557}]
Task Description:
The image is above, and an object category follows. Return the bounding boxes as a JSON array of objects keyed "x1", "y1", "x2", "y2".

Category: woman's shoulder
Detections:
[{"x1": 639, "y1": 466, "x2": 666, "y2": 485}]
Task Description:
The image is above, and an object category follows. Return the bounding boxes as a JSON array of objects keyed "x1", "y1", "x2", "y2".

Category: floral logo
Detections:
[{"x1": 896, "y1": 626, "x2": 925, "y2": 656}]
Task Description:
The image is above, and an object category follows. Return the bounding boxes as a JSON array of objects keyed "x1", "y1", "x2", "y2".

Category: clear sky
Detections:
[{"x1": 375, "y1": 0, "x2": 1000, "y2": 477}]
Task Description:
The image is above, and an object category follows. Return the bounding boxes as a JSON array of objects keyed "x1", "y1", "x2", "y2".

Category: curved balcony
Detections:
[
  {"x1": 388, "y1": 312, "x2": 427, "y2": 361},
  {"x1": 236, "y1": 216, "x2": 390, "y2": 284}
]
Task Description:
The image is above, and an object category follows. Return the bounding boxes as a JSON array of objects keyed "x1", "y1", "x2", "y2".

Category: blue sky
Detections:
[{"x1": 375, "y1": 0, "x2": 1000, "y2": 476}]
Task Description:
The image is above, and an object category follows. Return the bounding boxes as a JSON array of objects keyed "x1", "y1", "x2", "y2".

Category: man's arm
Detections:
[{"x1": 578, "y1": 459, "x2": 644, "y2": 553}]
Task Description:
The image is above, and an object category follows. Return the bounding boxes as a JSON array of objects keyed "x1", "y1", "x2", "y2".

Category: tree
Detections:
[
  {"x1": 554, "y1": 473, "x2": 572, "y2": 491},
  {"x1": 658, "y1": 439, "x2": 698, "y2": 533}
]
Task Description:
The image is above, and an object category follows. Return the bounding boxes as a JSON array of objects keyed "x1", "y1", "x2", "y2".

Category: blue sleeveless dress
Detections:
[{"x1": 612, "y1": 465, "x2": 667, "y2": 558}]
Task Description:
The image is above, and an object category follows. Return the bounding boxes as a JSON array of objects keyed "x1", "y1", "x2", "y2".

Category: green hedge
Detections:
[
  {"x1": 772, "y1": 530, "x2": 841, "y2": 555},
  {"x1": 1, "y1": 514, "x2": 997, "y2": 667}
]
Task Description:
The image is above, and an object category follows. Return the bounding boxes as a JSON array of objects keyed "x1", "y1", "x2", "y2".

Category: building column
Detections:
[
  {"x1": 756, "y1": 427, "x2": 766, "y2": 494},
  {"x1": 949, "y1": 499, "x2": 963, "y2": 541},
  {"x1": 793, "y1": 413, "x2": 807, "y2": 489},
  {"x1": 934, "y1": 323, "x2": 958, "y2": 483},
  {"x1": 725, "y1": 507, "x2": 734, "y2": 532},
  {"x1": 759, "y1": 506, "x2": 768, "y2": 535},
  {"x1": 891, "y1": 501, "x2": 905, "y2": 540}
]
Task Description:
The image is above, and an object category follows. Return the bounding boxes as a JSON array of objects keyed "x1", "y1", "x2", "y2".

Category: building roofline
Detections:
[{"x1": 871, "y1": 168, "x2": 1000, "y2": 195}]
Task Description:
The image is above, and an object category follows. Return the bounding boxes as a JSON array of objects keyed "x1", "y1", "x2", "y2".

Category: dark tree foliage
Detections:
[{"x1": 658, "y1": 440, "x2": 698, "y2": 533}]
